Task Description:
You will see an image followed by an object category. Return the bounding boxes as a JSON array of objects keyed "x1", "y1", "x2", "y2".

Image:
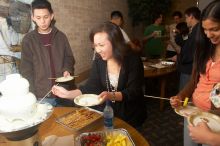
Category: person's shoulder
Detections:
[
  {"x1": 192, "y1": 23, "x2": 199, "y2": 32},
  {"x1": 169, "y1": 23, "x2": 176, "y2": 28},
  {"x1": 52, "y1": 26, "x2": 67, "y2": 37},
  {"x1": 23, "y1": 29, "x2": 37, "y2": 41},
  {"x1": 159, "y1": 25, "x2": 165, "y2": 29},
  {"x1": 119, "y1": 27, "x2": 126, "y2": 33},
  {"x1": 52, "y1": 26, "x2": 65, "y2": 35},
  {"x1": 145, "y1": 24, "x2": 154, "y2": 29},
  {"x1": 125, "y1": 51, "x2": 141, "y2": 62},
  {"x1": 94, "y1": 55, "x2": 105, "y2": 63}
]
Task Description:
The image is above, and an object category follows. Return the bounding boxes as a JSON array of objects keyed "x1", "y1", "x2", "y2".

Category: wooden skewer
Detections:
[
  {"x1": 48, "y1": 75, "x2": 79, "y2": 79},
  {"x1": 144, "y1": 95, "x2": 192, "y2": 103},
  {"x1": 38, "y1": 83, "x2": 59, "y2": 103}
]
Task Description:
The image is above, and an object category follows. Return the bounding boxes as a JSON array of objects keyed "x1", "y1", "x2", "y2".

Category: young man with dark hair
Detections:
[
  {"x1": 178, "y1": 6, "x2": 201, "y2": 91},
  {"x1": 143, "y1": 12, "x2": 166, "y2": 58},
  {"x1": 166, "y1": 11, "x2": 183, "y2": 58},
  {"x1": 20, "y1": 0, "x2": 75, "y2": 106},
  {"x1": 110, "y1": 10, "x2": 140, "y2": 52}
]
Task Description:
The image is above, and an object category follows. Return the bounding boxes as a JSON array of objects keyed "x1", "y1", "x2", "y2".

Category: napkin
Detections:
[{"x1": 42, "y1": 135, "x2": 74, "y2": 146}]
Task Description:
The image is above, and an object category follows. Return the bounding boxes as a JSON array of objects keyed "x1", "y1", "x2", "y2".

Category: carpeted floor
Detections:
[
  {"x1": 140, "y1": 99, "x2": 184, "y2": 146},
  {"x1": 140, "y1": 71, "x2": 184, "y2": 146}
]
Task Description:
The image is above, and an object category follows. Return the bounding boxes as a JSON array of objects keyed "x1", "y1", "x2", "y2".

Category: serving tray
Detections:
[
  {"x1": 75, "y1": 128, "x2": 135, "y2": 146},
  {"x1": 56, "y1": 107, "x2": 103, "y2": 133}
]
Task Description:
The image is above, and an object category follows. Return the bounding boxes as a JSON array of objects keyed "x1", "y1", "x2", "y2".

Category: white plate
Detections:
[
  {"x1": 175, "y1": 105, "x2": 201, "y2": 118},
  {"x1": 55, "y1": 76, "x2": 74, "y2": 82},
  {"x1": 141, "y1": 57, "x2": 147, "y2": 61},
  {"x1": 74, "y1": 94, "x2": 103, "y2": 107},
  {"x1": 188, "y1": 112, "x2": 220, "y2": 132},
  {"x1": 161, "y1": 61, "x2": 175, "y2": 66},
  {"x1": 149, "y1": 63, "x2": 166, "y2": 69}
]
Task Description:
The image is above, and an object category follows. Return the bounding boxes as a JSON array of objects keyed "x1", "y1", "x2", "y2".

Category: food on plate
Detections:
[
  {"x1": 80, "y1": 133, "x2": 104, "y2": 146},
  {"x1": 55, "y1": 76, "x2": 74, "y2": 82},
  {"x1": 74, "y1": 94, "x2": 102, "y2": 106},
  {"x1": 175, "y1": 105, "x2": 200, "y2": 117},
  {"x1": 77, "y1": 129, "x2": 134, "y2": 146},
  {"x1": 188, "y1": 112, "x2": 220, "y2": 132},
  {"x1": 106, "y1": 133, "x2": 128, "y2": 146},
  {"x1": 183, "y1": 97, "x2": 189, "y2": 107},
  {"x1": 58, "y1": 108, "x2": 102, "y2": 129},
  {"x1": 200, "y1": 117, "x2": 209, "y2": 123}
]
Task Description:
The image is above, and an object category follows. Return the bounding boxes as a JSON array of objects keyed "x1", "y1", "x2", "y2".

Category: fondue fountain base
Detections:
[
  {"x1": 1, "y1": 124, "x2": 42, "y2": 146},
  {"x1": 6, "y1": 133, "x2": 41, "y2": 146}
]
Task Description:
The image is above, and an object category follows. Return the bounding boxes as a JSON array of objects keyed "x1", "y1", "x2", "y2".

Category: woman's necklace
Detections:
[{"x1": 106, "y1": 68, "x2": 118, "y2": 103}]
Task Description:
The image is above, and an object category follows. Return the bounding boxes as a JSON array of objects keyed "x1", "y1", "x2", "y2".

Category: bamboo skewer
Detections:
[
  {"x1": 144, "y1": 95, "x2": 192, "y2": 103},
  {"x1": 38, "y1": 83, "x2": 59, "y2": 103}
]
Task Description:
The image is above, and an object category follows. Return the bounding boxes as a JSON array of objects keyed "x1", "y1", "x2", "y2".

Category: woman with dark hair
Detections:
[
  {"x1": 52, "y1": 22, "x2": 147, "y2": 127},
  {"x1": 175, "y1": 22, "x2": 189, "y2": 48},
  {"x1": 170, "y1": 0, "x2": 220, "y2": 145}
]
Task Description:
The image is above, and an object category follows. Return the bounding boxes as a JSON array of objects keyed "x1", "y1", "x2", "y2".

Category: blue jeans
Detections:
[{"x1": 179, "y1": 73, "x2": 191, "y2": 91}]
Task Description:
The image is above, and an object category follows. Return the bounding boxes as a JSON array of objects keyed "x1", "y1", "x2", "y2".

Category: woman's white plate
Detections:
[
  {"x1": 175, "y1": 105, "x2": 201, "y2": 118},
  {"x1": 161, "y1": 61, "x2": 175, "y2": 66},
  {"x1": 74, "y1": 94, "x2": 103, "y2": 107},
  {"x1": 188, "y1": 112, "x2": 220, "y2": 132},
  {"x1": 55, "y1": 76, "x2": 74, "y2": 82}
]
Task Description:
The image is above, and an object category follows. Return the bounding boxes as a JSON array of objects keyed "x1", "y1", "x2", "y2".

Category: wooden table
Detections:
[
  {"x1": 1, "y1": 107, "x2": 150, "y2": 146},
  {"x1": 144, "y1": 60, "x2": 176, "y2": 110}
]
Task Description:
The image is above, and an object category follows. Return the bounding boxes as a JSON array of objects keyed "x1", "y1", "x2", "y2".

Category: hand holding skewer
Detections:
[{"x1": 144, "y1": 95, "x2": 191, "y2": 108}]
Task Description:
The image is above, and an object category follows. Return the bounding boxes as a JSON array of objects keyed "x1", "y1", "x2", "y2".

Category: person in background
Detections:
[
  {"x1": 170, "y1": 1, "x2": 220, "y2": 145},
  {"x1": 110, "y1": 10, "x2": 140, "y2": 52},
  {"x1": 178, "y1": 6, "x2": 200, "y2": 91},
  {"x1": 166, "y1": 11, "x2": 183, "y2": 58},
  {"x1": 143, "y1": 12, "x2": 166, "y2": 59},
  {"x1": 52, "y1": 22, "x2": 147, "y2": 128},
  {"x1": 171, "y1": 22, "x2": 190, "y2": 62},
  {"x1": 175, "y1": 22, "x2": 190, "y2": 49},
  {"x1": 20, "y1": 0, "x2": 75, "y2": 106}
]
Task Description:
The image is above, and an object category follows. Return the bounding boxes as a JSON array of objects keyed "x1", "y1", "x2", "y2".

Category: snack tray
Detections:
[
  {"x1": 56, "y1": 107, "x2": 103, "y2": 133},
  {"x1": 75, "y1": 128, "x2": 135, "y2": 146}
]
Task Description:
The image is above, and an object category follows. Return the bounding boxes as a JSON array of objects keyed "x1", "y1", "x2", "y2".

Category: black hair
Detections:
[
  {"x1": 176, "y1": 22, "x2": 189, "y2": 36},
  {"x1": 89, "y1": 22, "x2": 128, "y2": 64},
  {"x1": 194, "y1": 0, "x2": 220, "y2": 75},
  {"x1": 152, "y1": 12, "x2": 162, "y2": 23},
  {"x1": 172, "y1": 11, "x2": 183, "y2": 18},
  {"x1": 184, "y1": 6, "x2": 201, "y2": 20},
  {"x1": 111, "y1": 11, "x2": 123, "y2": 20},
  {"x1": 31, "y1": 0, "x2": 53, "y2": 14}
]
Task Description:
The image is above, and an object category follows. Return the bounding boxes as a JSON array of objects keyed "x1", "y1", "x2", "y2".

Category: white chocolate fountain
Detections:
[{"x1": 0, "y1": 74, "x2": 53, "y2": 146}]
